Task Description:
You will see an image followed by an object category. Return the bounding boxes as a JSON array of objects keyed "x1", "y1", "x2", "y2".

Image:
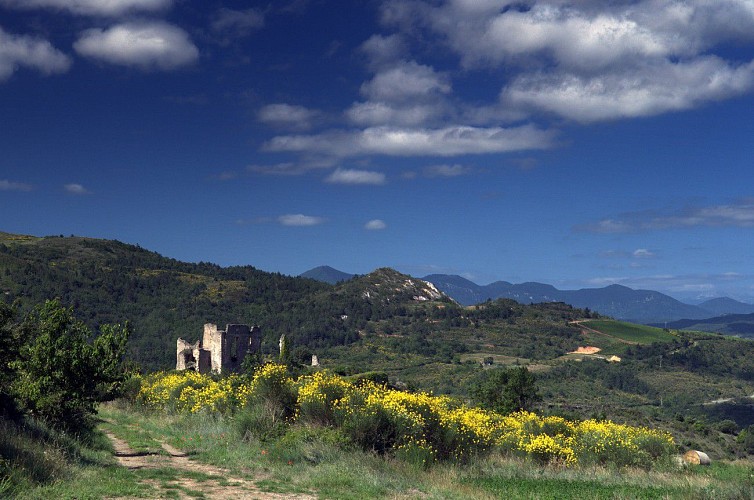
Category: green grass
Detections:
[
  {"x1": 98, "y1": 406, "x2": 165, "y2": 456},
  {"x1": 0, "y1": 415, "x2": 158, "y2": 499},
  {"x1": 8, "y1": 403, "x2": 754, "y2": 499},
  {"x1": 583, "y1": 320, "x2": 675, "y2": 344}
]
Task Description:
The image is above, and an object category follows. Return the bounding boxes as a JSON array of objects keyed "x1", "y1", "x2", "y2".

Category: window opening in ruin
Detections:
[
  {"x1": 184, "y1": 352, "x2": 196, "y2": 369},
  {"x1": 230, "y1": 336, "x2": 239, "y2": 362}
]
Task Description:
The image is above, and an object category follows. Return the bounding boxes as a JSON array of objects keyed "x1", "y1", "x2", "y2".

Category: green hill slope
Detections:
[{"x1": 4, "y1": 231, "x2": 754, "y2": 459}]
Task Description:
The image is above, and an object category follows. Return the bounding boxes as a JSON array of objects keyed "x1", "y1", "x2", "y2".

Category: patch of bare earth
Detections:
[{"x1": 104, "y1": 430, "x2": 313, "y2": 499}]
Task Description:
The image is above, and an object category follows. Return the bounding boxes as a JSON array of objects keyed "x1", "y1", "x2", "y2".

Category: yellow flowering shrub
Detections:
[
  {"x1": 136, "y1": 368, "x2": 675, "y2": 468},
  {"x1": 248, "y1": 363, "x2": 296, "y2": 422},
  {"x1": 137, "y1": 371, "x2": 250, "y2": 414},
  {"x1": 296, "y1": 370, "x2": 354, "y2": 425}
]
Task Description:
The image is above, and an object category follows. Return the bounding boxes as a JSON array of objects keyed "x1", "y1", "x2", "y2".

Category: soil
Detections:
[{"x1": 103, "y1": 430, "x2": 314, "y2": 499}]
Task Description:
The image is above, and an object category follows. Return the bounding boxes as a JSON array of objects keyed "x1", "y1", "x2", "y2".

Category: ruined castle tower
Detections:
[{"x1": 177, "y1": 323, "x2": 261, "y2": 374}]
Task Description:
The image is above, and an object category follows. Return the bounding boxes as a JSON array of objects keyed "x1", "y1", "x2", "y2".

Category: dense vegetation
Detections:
[
  {"x1": 136, "y1": 366, "x2": 675, "y2": 468},
  {"x1": 0, "y1": 299, "x2": 130, "y2": 430},
  {"x1": 5, "y1": 231, "x2": 754, "y2": 494}
]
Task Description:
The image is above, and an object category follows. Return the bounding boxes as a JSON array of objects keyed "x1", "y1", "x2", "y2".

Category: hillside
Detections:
[
  {"x1": 0, "y1": 233, "x2": 450, "y2": 370},
  {"x1": 0, "y1": 233, "x2": 331, "y2": 369},
  {"x1": 698, "y1": 297, "x2": 754, "y2": 316},
  {"x1": 4, "y1": 231, "x2": 754, "y2": 459},
  {"x1": 661, "y1": 313, "x2": 754, "y2": 337}
]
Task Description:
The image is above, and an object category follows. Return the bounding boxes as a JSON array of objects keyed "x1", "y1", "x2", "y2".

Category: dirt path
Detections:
[{"x1": 103, "y1": 430, "x2": 314, "y2": 499}]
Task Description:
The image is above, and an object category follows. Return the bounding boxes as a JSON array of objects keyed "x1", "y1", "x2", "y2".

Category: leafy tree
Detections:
[
  {"x1": 11, "y1": 299, "x2": 130, "y2": 430},
  {"x1": 0, "y1": 301, "x2": 22, "y2": 417},
  {"x1": 471, "y1": 366, "x2": 541, "y2": 414},
  {"x1": 737, "y1": 425, "x2": 754, "y2": 454}
]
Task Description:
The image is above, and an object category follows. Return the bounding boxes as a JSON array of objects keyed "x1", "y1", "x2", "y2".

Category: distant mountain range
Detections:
[
  {"x1": 300, "y1": 267, "x2": 754, "y2": 325},
  {"x1": 658, "y1": 313, "x2": 754, "y2": 337}
]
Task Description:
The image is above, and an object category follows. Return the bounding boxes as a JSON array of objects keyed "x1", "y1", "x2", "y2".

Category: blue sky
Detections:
[{"x1": 2, "y1": 0, "x2": 754, "y2": 303}]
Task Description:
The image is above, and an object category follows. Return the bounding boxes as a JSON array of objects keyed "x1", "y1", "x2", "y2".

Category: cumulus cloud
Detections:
[
  {"x1": 577, "y1": 199, "x2": 754, "y2": 233},
  {"x1": 0, "y1": 179, "x2": 33, "y2": 191},
  {"x1": 360, "y1": 34, "x2": 405, "y2": 69},
  {"x1": 264, "y1": 124, "x2": 555, "y2": 158},
  {"x1": 502, "y1": 57, "x2": 754, "y2": 123},
  {"x1": 64, "y1": 183, "x2": 90, "y2": 194},
  {"x1": 0, "y1": 0, "x2": 172, "y2": 16},
  {"x1": 325, "y1": 168, "x2": 386, "y2": 185},
  {"x1": 278, "y1": 214, "x2": 325, "y2": 226},
  {"x1": 346, "y1": 59, "x2": 452, "y2": 128},
  {"x1": 360, "y1": 61, "x2": 450, "y2": 102},
  {"x1": 74, "y1": 22, "x2": 198, "y2": 70},
  {"x1": 365, "y1": 219, "x2": 387, "y2": 230},
  {"x1": 0, "y1": 28, "x2": 71, "y2": 81},
  {"x1": 379, "y1": 0, "x2": 754, "y2": 122},
  {"x1": 346, "y1": 101, "x2": 443, "y2": 127},
  {"x1": 258, "y1": 103, "x2": 318, "y2": 130}
]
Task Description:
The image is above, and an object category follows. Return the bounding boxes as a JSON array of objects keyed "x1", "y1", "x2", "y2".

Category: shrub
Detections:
[
  {"x1": 248, "y1": 363, "x2": 296, "y2": 424},
  {"x1": 11, "y1": 300, "x2": 130, "y2": 430},
  {"x1": 235, "y1": 404, "x2": 286, "y2": 442},
  {"x1": 394, "y1": 437, "x2": 436, "y2": 468},
  {"x1": 135, "y1": 369, "x2": 676, "y2": 469},
  {"x1": 297, "y1": 371, "x2": 353, "y2": 426}
]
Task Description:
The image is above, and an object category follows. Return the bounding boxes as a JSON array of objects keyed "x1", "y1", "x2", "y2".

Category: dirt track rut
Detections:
[{"x1": 104, "y1": 430, "x2": 313, "y2": 499}]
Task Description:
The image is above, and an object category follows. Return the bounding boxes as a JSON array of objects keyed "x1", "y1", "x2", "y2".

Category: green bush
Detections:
[
  {"x1": 296, "y1": 371, "x2": 352, "y2": 426},
  {"x1": 248, "y1": 363, "x2": 297, "y2": 425},
  {"x1": 10, "y1": 300, "x2": 130, "y2": 430},
  {"x1": 235, "y1": 404, "x2": 287, "y2": 442}
]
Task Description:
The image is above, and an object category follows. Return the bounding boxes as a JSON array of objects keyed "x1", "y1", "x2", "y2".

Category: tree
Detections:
[
  {"x1": 505, "y1": 366, "x2": 541, "y2": 412},
  {"x1": 0, "y1": 301, "x2": 22, "y2": 417},
  {"x1": 471, "y1": 366, "x2": 541, "y2": 414},
  {"x1": 11, "y1": 299, "x2": 130, "y2": 430}
]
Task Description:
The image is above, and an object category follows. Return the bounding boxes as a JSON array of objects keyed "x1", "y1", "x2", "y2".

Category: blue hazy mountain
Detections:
[
  {"x1": 422, "y1": 275, "x2": 714, "y2": 324},
  {"x1": 697, "y1": 297, "x2": 754, "y2": 316},
  {"x1": 300, "y1": 266, "x2": 354, "y2": 284}
]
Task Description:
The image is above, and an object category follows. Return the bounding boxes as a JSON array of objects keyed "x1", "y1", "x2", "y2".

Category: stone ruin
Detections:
[{"x1": 177, "y1": 323, "x2": 261, "y2": 374}]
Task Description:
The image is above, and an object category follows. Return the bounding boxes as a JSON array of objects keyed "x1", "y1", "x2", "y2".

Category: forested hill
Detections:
[
  {"x1": 0, "y1": 232, "x2": 454, "y2": 370},
  {"x1": 0, "y1": 233, "x2": 325, "y2": 369}
]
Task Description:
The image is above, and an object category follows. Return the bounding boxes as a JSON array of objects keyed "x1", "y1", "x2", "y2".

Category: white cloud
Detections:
[
  {"x1": 346, "y1": 61, "x2": 451, "y2": 127},
  {"x1": 423, "y1": 164, "x2": 471, "y2": 177},
  {"x1": 325, "y1": 168, "x2": 386, "y2": 185},
  {"x1": 633, "y1": 249, "x2": 655, "y2": 259},
  {"x1": 389, "y1": 0, "x2": 754, "y2": 70},
  {"x1": 278, "y1": 214, "x2": 325, "y2": 226},
  {"x1": 0, "y1": 0, "x2": 172, "y2": 16},
  {"x1": 578, "y1": 199, "x2": 754, "y2": 233},
  {"x1": 380, "y1": 0, "x2": 754, "y2": 122},
  {"x1": 264, "y1": 124, "x2": 555, "y2": 158},
  {"x1": 430, "y1": 4, "x2": 676, "y2": 70},
  {"x1": 365, "y1": 219, "x2": 387, "y2": 230},
  {"x1": 0, "y1": 179, "x2": 33, "y2": 191},
  {"x1": 64, "y1": 183, "x2": 90, "y2": 194},
  {"x1": 258, "y1": 103, "x2": 318, "y2": 130},
  {"x1": 346, "y1": 101, "x2": 443, "y2": 127},
  {"x1": 502, "y1": 57, "x2": 754, "y2": 123},
  {"x1": 360, "y1": 34, "x2": 405, "y2": 69},
  {"x1": 211, "y1": 8, "x2": 265, "y2": 35},
  {"x1": 360, "y1": 60, "x2": 450, "y2": 102},
  {"x1": 74, "y1": 22, "x2": 198, "y2": 70},
  {"x1": 0, "y1": 28, "x2": 71, "y2": 81}
]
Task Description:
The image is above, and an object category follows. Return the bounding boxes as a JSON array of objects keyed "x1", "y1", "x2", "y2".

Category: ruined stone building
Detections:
[{"x1": 177, "y1": 323, "x2": 261, "y2": 374}]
